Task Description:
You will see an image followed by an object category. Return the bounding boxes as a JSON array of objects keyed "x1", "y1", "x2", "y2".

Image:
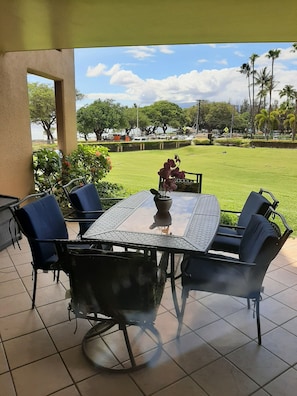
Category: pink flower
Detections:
[{"x1": 158, "y1": 155, "x2": 185, "y2": 195}]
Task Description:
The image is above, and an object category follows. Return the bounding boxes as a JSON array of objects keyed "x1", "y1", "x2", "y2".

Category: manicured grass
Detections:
[{"x1": 104, "y1": 145, "x2": 297, "y2": 236}]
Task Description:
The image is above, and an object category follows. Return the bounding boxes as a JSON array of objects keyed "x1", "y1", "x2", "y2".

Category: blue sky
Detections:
[
  {"x1": 28, "y1": 42, "x2": 297, "y2": 138},
  {"x1": 72, "y1": 42, "x2": 297, "y2": 108}
]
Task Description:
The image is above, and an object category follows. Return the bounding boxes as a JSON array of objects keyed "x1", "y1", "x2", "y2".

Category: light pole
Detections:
[
  {"x1": 134, "y1": 103, "x2": 139, "y2": 134},
  {"x1": 196, "y1": 100, "x2": 202, "y2": 134}
]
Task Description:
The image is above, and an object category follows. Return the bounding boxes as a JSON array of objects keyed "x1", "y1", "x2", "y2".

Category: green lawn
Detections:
[{"x1": 104, "y1": 145, "x2": 297, "y2": 237}]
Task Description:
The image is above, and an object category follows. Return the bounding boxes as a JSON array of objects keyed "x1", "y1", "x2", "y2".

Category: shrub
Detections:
[
  {"x1": 62, "y1": 144, "x2": 112, "y2": 184},
  {"x1": 32, "y1": 145, "x2": 126, "y2": 212}
]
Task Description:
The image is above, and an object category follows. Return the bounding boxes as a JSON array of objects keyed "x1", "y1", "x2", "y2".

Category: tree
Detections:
[
  {"x1": 28, "y1": 82, "x2": 56, "y2": 143},
  {"x1": 204, "y1": 102, "x2": 235, "y2": 132},
  {"x1": 279, "y1": 85, "x2": 297, "y2": 109},
  {"x1": 255, "y1": 67, "x2": 271, "y2": 112},
  {"x1": 77, "y1": 99, "x2": 126, "y2": 141},
  {"x1": 255, "y1": 109, "x2": 279, "y2": 138},
  {"x1": 145, "y1": 100, "x2": 185, "y2": 134},
  {"x1": 250, "y1": 53, "x2": 259, "y2": 134},
  {"x1": 266, "y1": 49, "x2": 281, "y2": 132}
]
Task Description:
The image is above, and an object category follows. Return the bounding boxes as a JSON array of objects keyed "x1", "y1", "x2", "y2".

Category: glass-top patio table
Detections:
[
  {"x1": 83, "y1": 190, "x2": 220, "y2": 315},
  {"x1": 83, "y1": 190, "x2": 220, "y2": 253}
]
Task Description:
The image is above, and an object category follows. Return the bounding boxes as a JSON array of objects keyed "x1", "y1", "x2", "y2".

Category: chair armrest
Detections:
[
  {"x1": 184, "y1": 251, "x2": 256, "y2": 267},
  {"x1": 259, "y1": 188, "x2": 279, "y2": 208},
  {"x1": 220, "y1": 209, "x2": 241, "y2": 215}
]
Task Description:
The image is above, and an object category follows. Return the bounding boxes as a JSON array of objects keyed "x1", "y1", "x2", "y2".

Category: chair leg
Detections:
[
  {"x1": 121, "y1": 324, "x2": 136, "y2": 368},
  {"x1": 31, "y1": 267, "x2": 38, "y2": 309},
  {"x1": 177, "y1": 288, "x2": 188, "y2": 338},
  {"x1": 255, "y1": 298, "x2": 261, "y2": 345}
]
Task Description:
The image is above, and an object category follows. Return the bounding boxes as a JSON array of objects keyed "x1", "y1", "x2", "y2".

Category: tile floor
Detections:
[{"x1": 0, "y1": 222, "x2": 297, "y2": 396}]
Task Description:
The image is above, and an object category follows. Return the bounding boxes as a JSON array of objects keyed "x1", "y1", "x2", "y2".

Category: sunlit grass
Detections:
[{"x1": 104, "y1": 145, "x2": 297, "y2": 236}]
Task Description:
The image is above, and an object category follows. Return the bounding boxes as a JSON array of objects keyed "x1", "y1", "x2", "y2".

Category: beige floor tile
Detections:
[
  {"x1": 0, "y1": 343, "x2": 9, "y2": 374},
  {"x1": 32, "y1": 283, "x2": 67, "y2": 307},
  {"x1": 0, "y1": 278, "x2": 26, "y2": 299},
  {"x1": 267, "y1": 268, "x2": 297, "y2": 287},
  {"x1": 153, "y1": 376, "x2": 208, "y2": 396},
  {"x1": 0, "y1": 292, "x2": 32, "y2": 318},
  {"x1": 12, "y1": 354, "x2": 73, "y2": 396},
  {"x1": 50, "y1": 385, "x2": 81, "y2": 396},
  {"x1": 262, "y1": 276, "x2": 288, "y2": 296},
  {"x1": 15, "y1": 262, "x2": 33, "y2": 278},
  {"x1": 9, "y1": 251, "x2": 32, "y2": 266},
  {"x1": 227, "y1": 341, "x2": 289, "y2": 386},
  {"x1": 130, "y1": 350, "x2": 186, "y2": 394},
  {"x1": 4, "y1": 328, "x2": 56, "y2": 369},
  {"x1": 0, "y1": 309, "x2": 44, "y2": 340},
  {"x1": 225, "y1": 307, "x2": 277, "y2": 340},
  {"x1": 261, "y1": 327, "x2": 297, "y2": 365},
  {"x1": 155, "y1": 310, "x2": 188, "y2": 343},
  {"x1": 195, "y1": 319, "x2": 251, "y2": 355},
  {"x1": 47, "y1": 319, "x2": 91, "y2": 351},
  {"x1": 260, "y1": 297, "x2": 297, "y2": 325},
  {"x1": 162, "y1": 331, "x2": 220, "y2": 374},
  {"x1": 272, "y1": 287, "x2": 297, "y2": 308},
  {"x1": 181, "y1": 300, "x2": 219, "y2": 331},
  {"x1": 0, "y1": 255, "x2": 14, "y2": 269},
  {"x1": 264, "y1": 367, "x2": 297, "y2": 396},
  {"x1": 282, "y1": 316, "x2": 297, "y2": 336},
  {"x1": 0, "y1": 266, "x2": 19, "y2": 282},
  {"x1": 191, "y1": 357, "x2": 259, "y2": 396},
  {"x1": 37, "y1": 299, "x2": 70, "y2": 327},
  {"x1": 199, "y1": 294, "x2": 246, "y2": 317},
  {"x1": 78, "y1": 372, "x2": 143, "y2": 396},
  {"x1": 60, "y1": 345, "x2": 98, "y2": 382},
  {"x1": 0, "y1": 372, "x2": 16, "y2": 396}
]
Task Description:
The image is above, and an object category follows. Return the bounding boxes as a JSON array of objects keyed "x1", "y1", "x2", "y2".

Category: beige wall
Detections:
[{"x1": 0, "y1": 49, "x2": 77, "y2": 199}]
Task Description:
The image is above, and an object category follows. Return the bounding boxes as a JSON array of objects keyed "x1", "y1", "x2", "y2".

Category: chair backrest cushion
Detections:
[
  {"x1": 69, "y1": 183, "x2": 102, "y2": 217},
  {"x1": 15, "y1": 194, "x2": 68, "y2": 267},
  {"x1": 237, "y1": 191, "x2": 271, "y2": 234},
  {"x1": 68, "y1": 248, "x2": 166, "y2": 322},
  {"x1": 239, "y1": 214, "x2": 280, "y2": 266}
]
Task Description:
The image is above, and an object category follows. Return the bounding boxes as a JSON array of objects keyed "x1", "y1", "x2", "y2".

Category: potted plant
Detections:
[{"x1": 150, "y1": 155, "x2": 185, "y2": 213}]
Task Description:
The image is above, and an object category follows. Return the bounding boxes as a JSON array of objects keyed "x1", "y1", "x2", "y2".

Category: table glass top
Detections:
[{"x1": 84, "y1": 191, "x2": 220, "y2": 253}]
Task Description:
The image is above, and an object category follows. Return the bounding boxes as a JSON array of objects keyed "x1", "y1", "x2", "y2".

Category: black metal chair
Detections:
[
  {"x1": 178, "y1": 209, "x2": 292, "y2": 344},
  {"x1": 211, "y1": 188, "x2": 279, "y2": 254},
  {"x1": 63, "y1": 177, "x2": 122, "y2": 236},
  {"x1": 57, "y1": 242, "x2": 166, "y2": 372},
  {"x1": 175, "y1": 171, "x2": 202, "y2": 193},
  {"x1": 9, "y1": 192, "x2": 70, "y2": 308},
  {"x1": 158, "y1": 171, "x2": 202, "y2": 194}
]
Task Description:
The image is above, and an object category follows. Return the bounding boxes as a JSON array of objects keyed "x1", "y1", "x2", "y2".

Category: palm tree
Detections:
[
  {"x1": 266, "y1": 49, "x2": 281, "y2": 133},
  {"x1": 239, "y1": 62, "x2": 252, "y2": 134},
  {"x1": 250, "y1": 54, "x2": 259, "y2": 134},
  {"x1": 279, "y1": 85, "x2": 297, "y2": 109},
  {"x1": 255, "y1": 67, "x2": 271, "y2": 112}
]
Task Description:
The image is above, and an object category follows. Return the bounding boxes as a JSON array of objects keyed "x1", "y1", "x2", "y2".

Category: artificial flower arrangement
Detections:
[{"x1": 157, "y1": 155, "x2": 185, "y2": 197}]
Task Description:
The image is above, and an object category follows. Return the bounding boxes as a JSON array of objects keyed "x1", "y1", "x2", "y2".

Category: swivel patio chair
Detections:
[
  {"x1": 178, "y1": 210, "x2": 292, "y2": 344},
  {"x1": 63, "y1": 177, "x2": 122, "y2": 236},
  {"x1": 9, "y1": 192, "x2": 91, "y2": 308},
  {"x1": 58, "y1": 243, "x2": 166, "y2": 372},
  {"x1": 211, "y1": 188, "x2": 279, "y2": 254}
]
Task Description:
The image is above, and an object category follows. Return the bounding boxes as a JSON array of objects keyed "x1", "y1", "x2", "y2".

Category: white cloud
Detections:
[
  {"x1": 216, "y1": 59, "x2": 228, "y2": 66},
  {"x1": 125, "y1": 46, "x2": 156, "y2": 60},
  {"x1": 86, "y1": 63, "x2": 106, "y2": 77},
  {"x1": 158, "y1": 45, "x2": 174, "y2": 54}
]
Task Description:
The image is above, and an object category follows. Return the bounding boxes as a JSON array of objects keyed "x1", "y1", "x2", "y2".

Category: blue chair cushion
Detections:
[
  {"x1": 69, "y1": 184, "x2": 102, "y2": 219},
  {"x1": 16, "y1": 195, "x2": 68, "y2": 269}
]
